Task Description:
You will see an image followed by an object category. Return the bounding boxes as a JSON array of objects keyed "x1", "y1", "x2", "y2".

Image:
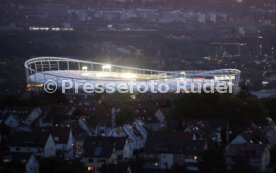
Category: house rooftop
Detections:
[
  {"x1": 145, "y1": 131, "x2": 206, "y2": 155},
  {"x1": 39, "y1": 105, "x2": 67, "y2": 124},
  {"x1": 225, "y1": 143, "x2": 268, "y2": 157},
  {"x1": 35, "y1": 127, "x2": 71, "y2": 144},
  {"x1": 1, "y1": 152, "x2": 33, "y2": 161},
  {"x1": 0, "y1": 152, "x2": 36, "y2": 166},
  {"x1": 80, "y1": 104, "x2": 112, "y2": 128},
  {"x1": 8, "y1": 131, "x2": 50, "y2": 148},
  {"x1": 0, "y1": 107, "x2": 33, "y2": 121},
  {"x1": 239, "y1": 129, "x2": 268, "y2": 145},
  {"x1": 83, "y1": 136, "x2": 126, "y2": 158}
]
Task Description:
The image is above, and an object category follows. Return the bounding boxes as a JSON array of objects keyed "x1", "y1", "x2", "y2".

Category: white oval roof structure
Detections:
[{"x1": 25, "y1": 57, "x2": 241, "y2": 93}]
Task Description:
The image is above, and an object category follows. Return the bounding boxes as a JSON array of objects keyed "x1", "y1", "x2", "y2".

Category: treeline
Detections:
[{"x1": 173, "y1": 92, "x2": 275, "y2": 131}]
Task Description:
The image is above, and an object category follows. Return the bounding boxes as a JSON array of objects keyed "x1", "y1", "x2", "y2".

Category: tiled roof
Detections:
[
  {"x1": 240, "y1": 129, "x2": 268, "y2": 144},
  {"x1": 158, "y1": 107, "x2": 173, "y2": 117},
  {"x1": 39, "y1": 105, "x2": 67, "y2": 124},
  {"x1": 80, "y1": 104, "x2": 112, "y2": 128},
  {"x1": 0, "y1": 107, "x2": 33, "y2": 121},
  {"x1": 67, "y1": 121, "x2": 86, "y2": 135},
  {"x1": 9, "y1": 131, "x2": 50, "y2": 148},
  {"x1": 145, "y1": 131, "x2": 206, "y2": 155},
  {"x1": 225, "y1": 143, "x2": 268, "y2": 157},
  {"x1": 0, "y1": 152, "x2": 34, "y2": 166},
  {"x1": 36, "y1": 127, "x2": 71, "y2": 144},
  {"x1": 83, "y1": 136, "x2": 126, "y2": 158}
]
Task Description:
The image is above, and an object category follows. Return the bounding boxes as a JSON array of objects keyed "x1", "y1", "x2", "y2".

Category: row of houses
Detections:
[
  {"x1": 2, "y1": 2, "x2": 276, "y2": 32},
  {"x1": 1, "y1": 101, "x2": 276, "y2": 172},
  {"x1": 30, "y1": 3, "x2": 276, "y2": 25},
  {"x1": 7, "y1": 127, "x2": 74, "y2": 159},
  {"x1": 223, "y1": 119, "x2": 276, "y2": 172},
  {"x1": 70, "y1": 9, "x2": 229, "y2": 24},
  {"x1": 1, "y1": 127, "x2": 273, "y2": 173},
  {"x1": 0, "y1": 107, "x2": 41, "y2": 128},
  {"x1": 0, "y1": 126, "x2": 73, "y2": 173}
]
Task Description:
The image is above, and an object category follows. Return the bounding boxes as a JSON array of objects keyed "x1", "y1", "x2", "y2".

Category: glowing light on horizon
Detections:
[
  {"x1": 122, "y1": 73, "x2": 137, "y2": 79},
  {"x1": 82, "y1": 66, "x2": 88, "y2": 71},
  {"x1": 102, "y1": 64, "x2": 112, "y2": 70}
]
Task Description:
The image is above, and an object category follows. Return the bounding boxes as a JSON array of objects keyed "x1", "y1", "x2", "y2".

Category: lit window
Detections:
[
  {"x1": 20, "y1": 159, "x2": 27, "y2": 164},
  {"x1": 3, "y1": 159, "x2": 11, "y2": 163},
  {"x1": 88, "y1": 166, "x2": 94, "y2": 172}
]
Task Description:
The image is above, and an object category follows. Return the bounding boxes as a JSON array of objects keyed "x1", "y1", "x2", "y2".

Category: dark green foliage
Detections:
[
  {"x1": 0, "y1": 92, "x2": 68, "y2": 107},
  {"x1": 199, "y1": 141, "x2": 226, "y2": 173},
  {"x1": 173, "y1": 93, "x2": 267, "y2": 132},
  {"x1": 100, "y1": 163, "x2": 128, "y2": 173},
  {"x1": 262, "y1": 98, "x2": 276, "y2": 121},
  {"x1": 270, "y1": 146, "x2": 276, "y2": 171},
  {"x1": 40, "y1": 158, "x2": 86, "y2": 173},
  {"x1": 0, "y1": 123, "x2": 11, "y2": 136},
  {"x1": 116, "y1": 105, "x2": 136, "y2": 126},
  {"x1": 231, "y1": 156, "x2": 254, "y2": 173},
  {"x1": 170, "y1": 165, "x2": 187, "y2": 173}
]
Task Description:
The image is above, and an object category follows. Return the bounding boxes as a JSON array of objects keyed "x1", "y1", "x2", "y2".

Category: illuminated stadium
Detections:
[{"x1": 24, "y1": 57, "x2": 241, "y2": 93}]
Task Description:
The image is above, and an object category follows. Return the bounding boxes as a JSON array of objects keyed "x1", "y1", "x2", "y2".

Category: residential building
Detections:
[
  {"x1": 143, "y1": 131, "x2": 207, "y2": 171},
  {"x1": 77, "y1": 104, "x2": 112, "y2": 136},
  {"x1": 0, "y1": 107, "x2": 41, "y2": 127},
  {"x1": 231, "y1": 129, "x2": 268, "y2": 145},
  {"x1": 225, "y1": 143, "x2": 270, "y2": 172},
  {"x1": 38, "y1": 127, "x2": 74, "y2": 160},
  {"x1": 0, "y1": 152, "x2": 39, "y2": 173},
  {"x1": 0, "y1": 114, "x2": 18, "y2": 128},
  {"x1": 8, "y1": 131, "x2": 56, "y2": 158},
  {"x1": 82, "y1": 136, "x2": 132, "y2": 173},
  {"x1": 123, "y1": 119, "x2": 147, "y2": 150},
  {"x1": 37, "y1": 106, "x2": 67, "y2": 127}
]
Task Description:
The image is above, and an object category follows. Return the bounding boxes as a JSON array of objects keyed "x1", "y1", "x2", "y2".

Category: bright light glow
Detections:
[
  {"x1": 122, "y1": 73, "x2": 137, "y2": 79},
  {"x1": 214, "y1": 75, "x2": 235, "y2": 80},
  {"x1": 95, "y1": 72, "x2": 112, "y2": 78},
  {"x1": 131, "y1": 94, "x2": 136, "y2": 100},
  {"x1": 193, "y1": 156, "x2": 198, "y2": 160},
  {"x1": 88, "y1": 166, "x2": 94, "y2": 171},
  {"x1": 82, "y1": 73, "x2": 89, "y2": 76},
  {"x1": 92, "y1": 72, "x2": 138, "y2": 79},
  {"x1": 102, "y1": 64, "x2": 112, "y2": 70},
  {"x1": 3, "y1": 159, "x2": 11, "y2": 163},
  {"x1": 80, "y1": 71, "x2": 167, "y2": 80},
  {"x1": 82, "y1": 66, "x2": 88, "y2": 71},
  {"x1": 81, "y1": 66, "x2": 89, "y2": 76}
]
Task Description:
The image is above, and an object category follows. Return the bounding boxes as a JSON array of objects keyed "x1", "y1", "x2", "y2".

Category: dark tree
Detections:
[{"x1": 116, "y1": 105, "x2": 136, "y2": 126}]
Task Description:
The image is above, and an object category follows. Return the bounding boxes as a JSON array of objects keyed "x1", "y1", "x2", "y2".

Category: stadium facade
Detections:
[{"x1": 25, "y1": 57, "x2": 241, "y2": 93}]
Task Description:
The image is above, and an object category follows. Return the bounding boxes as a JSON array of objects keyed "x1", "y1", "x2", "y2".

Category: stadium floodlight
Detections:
[
  {"x1": 122, "y1": 73, "x2": 137, "y2": 79},
  {"x1": 102, "y1": 64, "x2": 112, "y2": 72},
  {"x1": 82, "y1": 66, "x2": 88, "y2": 71},
  {"x1": 180, "y1": 71, "x2": 186, "y2": 77}
]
